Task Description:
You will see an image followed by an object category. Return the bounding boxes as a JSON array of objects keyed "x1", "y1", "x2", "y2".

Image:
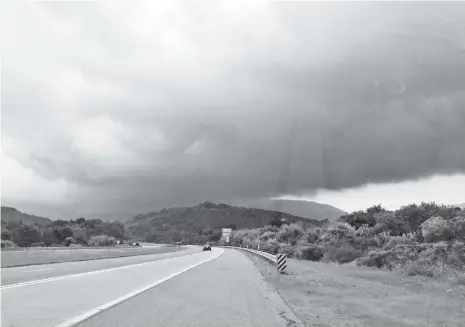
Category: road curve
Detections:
[
  {"x1": 2, "y1": 248, "x2": 304, "y2": 327},
  {"x1": 76, "y1": 248, "x2": 303, "y2": 327}
]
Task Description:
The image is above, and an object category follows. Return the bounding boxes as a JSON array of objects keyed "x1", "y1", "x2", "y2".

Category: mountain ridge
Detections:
[
  {"x1": 125, "y1": 201, "x2": 328, "y2": 243},
  {"x1": 1, "y1": 206, "x2": 52, "y2": 226}
]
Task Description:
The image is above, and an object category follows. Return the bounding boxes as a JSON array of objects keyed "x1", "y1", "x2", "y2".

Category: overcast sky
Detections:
[{"x1": 2, "y1": 1, "x2": 465, "y2": 219}]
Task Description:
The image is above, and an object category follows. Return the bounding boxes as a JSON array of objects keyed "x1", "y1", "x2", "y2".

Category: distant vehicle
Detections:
[
  {"x1": 132, "y1": 242, "x2": 141, "y2": 247},
  {"x1": 203, "y1": 243, "x2": 211, "y2": 251}
]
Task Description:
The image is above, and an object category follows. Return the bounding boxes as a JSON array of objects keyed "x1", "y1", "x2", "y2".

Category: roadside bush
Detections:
[
  {"x1": 354, "y1": 224, "x2": 371, "y2": 237},
  {"x1": 324, "y1": 243, "x2": 362, "y2": 263},
  {"x1": 374, "y1": 231, "x2": 391, "y2": 247},
  {"x1": 295, "y1": 244, "x2": 324, "y2": 261},
  {"x1": 88, "y1": 235, "x2": 117, "y2": 246},
  {"x1": 64, "y1": 236, "x2": 75, "y2": 247},
  {"x1": 259, "y1": 225, "x2": 279, "y2": 234},
  {"x1": 13, "y1": 225, "x2": 43, "y2": 247},
  {"x1": 69, "y1": 243, "x2": 84, "y2": 248},
  {"x1": 72, "y1": 227, "x2": 89, "y2": 245},
  {"x1": 276, "y1": 224, "x2": 304, "y2": 245},
  {"x1": 372, "y1": 212, "x2": 409, "y2": 236},
  {"x1": 404, "y1": 261, "x2": 436, "y2": 277},
  {"x1": 451, "y1": 216, "x2": 465, "y2": 239},
  {"x1": 357, "y1": 241, "x2": 465, "y2": 276},
  {"x1": 259, "y1": 231, "x2": 277, "y2": 241},
  {"x1": 320, "y1": 222, "x2": 355, "y2": 242},
  {"x1": 1, "y1": 240, "x2": 17, "y2": 248},
  {"x1": 259, "y1": 239, "x2": 279, "y2": 254},
  {"x1": 383, "y1": 233, "x2": 418, "y2": 250},
  {"x1": 352, "y1": 236, "x2": 377, "y2": 251},
  {"x1": 357, "y1": 250, "x2": 397, "y2": 269},
  {"x1": 278, "y1": 243, "x2": 295, "y2": 258},
  {"x1": 304, "y1": 227, "x2": 321, "y2": 243},
  {"x1": 224, "y1": 202, "x2": 464, "y2": 279},
  {"x1": 339, "y1": 210, "x2": 376, "y2": 229},
  {"x1": 421, "y1": 216, "x2": 454, "y2": 242},
  {"x1": 1, "y1": 230, "x2": 12, "y2": 240}
]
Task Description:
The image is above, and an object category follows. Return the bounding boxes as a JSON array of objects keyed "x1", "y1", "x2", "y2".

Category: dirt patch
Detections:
[
  {"x1": 0, "y1": 246, "x2": 187, "y2": 267},
  {"x1": 247, "y1": 253, "x2": 465, "y2": 327}
]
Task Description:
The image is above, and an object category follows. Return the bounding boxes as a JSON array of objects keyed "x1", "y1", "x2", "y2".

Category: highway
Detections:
[
  {"x1": 1, "y1": 246, "x2": 199, "y2": 286},
  {"x1": 1, "y1": 247, "x2": 304, "y2": 327}
]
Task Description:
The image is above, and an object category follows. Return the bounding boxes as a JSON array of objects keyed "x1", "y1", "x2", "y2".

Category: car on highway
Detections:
[{"x1": 203, "y1": 243, "x2": 211, "y2": 251}]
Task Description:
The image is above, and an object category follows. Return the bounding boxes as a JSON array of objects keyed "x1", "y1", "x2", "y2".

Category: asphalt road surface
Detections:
[
  {"x1": 1, "y1": 244, "x2": 182, "y2": 268},
  {"x1": 1, "y1": 248, "x2": 304, "y2": 327},
  {"x1": 1, "y1": 246, "x2": 198, "y2": 286}
]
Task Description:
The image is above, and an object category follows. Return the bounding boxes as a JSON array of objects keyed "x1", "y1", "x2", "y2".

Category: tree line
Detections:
[{"x1": 1, "y1": 218, "x2": 126, "y2": 248}]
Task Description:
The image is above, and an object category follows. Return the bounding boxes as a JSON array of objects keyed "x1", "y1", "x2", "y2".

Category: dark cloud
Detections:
[{"x1": 2, "y1": 1, "x2": 465, "y2": 218}]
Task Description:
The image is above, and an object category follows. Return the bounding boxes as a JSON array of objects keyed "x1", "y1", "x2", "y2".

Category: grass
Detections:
[
  {"x1": 0, "y1": 245, "x2": 186, "y2": 267},
  {"x1": 248, "y1": 254, "x2": 465, "y2": 327}
]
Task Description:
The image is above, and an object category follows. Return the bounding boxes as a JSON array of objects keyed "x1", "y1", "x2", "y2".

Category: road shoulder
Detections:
[{"x1": 248, "y1": 253, "x2": 465, "y2": 327}]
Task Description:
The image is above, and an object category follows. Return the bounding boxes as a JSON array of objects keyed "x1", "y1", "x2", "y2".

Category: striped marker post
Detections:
[{"x1": 277, "y1": 253, "x2": 287, "y2": 274}]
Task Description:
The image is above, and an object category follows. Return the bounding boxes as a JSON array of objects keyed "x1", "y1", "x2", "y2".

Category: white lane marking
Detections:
[
  {"x1": 24, "y1": 268, "x2": 55, "y2": 273},
  {"x1": 53, "y1": 249, "x2": 223, "y2": 327},
  {"x1": 0, "y1": 249, "x2": 204, "y2": 290}
]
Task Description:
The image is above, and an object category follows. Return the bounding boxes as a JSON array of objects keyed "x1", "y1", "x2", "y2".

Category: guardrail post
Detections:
[{"x1": 276, "y1": 253, "x2": 287, "y2": 274}]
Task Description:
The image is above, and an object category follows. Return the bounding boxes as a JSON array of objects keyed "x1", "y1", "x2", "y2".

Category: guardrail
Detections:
[
  {"x1": 222, "y1": 245, "x2": 288, "y2": 273},
  {"x1": 225, "y1": 245, "x2": 277, "y2": 263}
]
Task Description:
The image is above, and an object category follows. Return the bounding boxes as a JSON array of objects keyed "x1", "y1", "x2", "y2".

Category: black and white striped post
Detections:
[{"x1": 276, "y1": 253, "x2": 287, "y2": 274}]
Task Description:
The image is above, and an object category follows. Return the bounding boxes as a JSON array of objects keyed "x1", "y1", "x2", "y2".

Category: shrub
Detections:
[
  {"x1": 339, "y1": 210, "x2": 376, "y2": 229},
  {"x1": 72, "y1": 228, "x2": 89, "y2": 245},
  {"x1": 354, "y1": 224, "x2": 371, "y2": 237},
  {"x1": 1, "y1": 230, "x2": 12, "y2": 240},
  {"x1": 304, "y1": 227, "x2": 321, "y2": 243},
  {"x1": 260, "y1": 239, "x2": 279, "y2": 254},
  {"x1": 374, "y1": 231, "x2": 391, "y2": 247},
  {"x1": 12, "y1": 225, "x2": 43, "y2": 247},
  {"x1": 320, "y1": 222, "x2": 356, "y2": 241},
  {"x1": 352, "y1": 236, "x2": 378, "y2": 250},
  {"x1": 395, "y1": 202, "x2": 458, "y2": 232},
  {"x1": 404, "y1": 261, "x2": 436, "y2": 277},
  {"x1": 324, "y1": 243, "x2": 362, "y2": 263},
  {"x1": 260, "y1": 231, "x2": 277, "y2": 241},
  {"x1": 278, "y1": 243, "x2": 295, "y2": 258},
  {"x1": 357, "y1": 250, "x2": 396, "y2": 269},
  {"x1": 88, "y1": 235, "x2": 117, "y2": 246},
  {"x1": 64, "y1": 236, "x2": 75, "y2": 247},
  {"x1": 69, "y1": 243, "x2": 84, "y2": 248},
  {"x1": 421, "y1": 216, "x2": 454, "y2": 242},
  {"x1": 451, "y1": 216, "x2": 465, "y2": 239},
  {"x1": 373, "y1": 212, "x2": 409, "y2": 236},
  {"x1": 276, "y1": 224, "x2": 304, "y2": 245},
  {"x1": 31, "y1": 242, "x2": 46, "y2": 247},
  {"x1": 383, "y1": 233, "x2": 417, "y2": 250},
  {"x1": 1, "y1": 240, "x2": 17, "y2": 248},
  {"x1": 295, "y1": 244, "x2": 324, "y2": 261}
]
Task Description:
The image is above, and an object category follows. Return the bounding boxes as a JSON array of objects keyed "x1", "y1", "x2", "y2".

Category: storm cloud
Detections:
[{"x1": 2, "y1": 1, "x2": 465, "y2": 218}]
